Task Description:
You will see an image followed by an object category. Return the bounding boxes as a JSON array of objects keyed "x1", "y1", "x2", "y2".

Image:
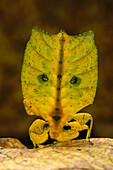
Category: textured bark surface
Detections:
[
  {"x1": 0, "y1": 138, "x2": 113, "y2": 169},
  {"x1": 0, "y1": 138, "x2": 27, "y2": 149}
]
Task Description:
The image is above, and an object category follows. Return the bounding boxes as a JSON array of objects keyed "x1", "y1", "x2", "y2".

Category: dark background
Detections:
[{"x1": 0, "y1": 0, "x2": 113, "y2": 148}]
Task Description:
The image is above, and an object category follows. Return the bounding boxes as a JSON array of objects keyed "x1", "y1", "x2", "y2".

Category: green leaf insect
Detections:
[{"x1": 21, "y1": 27, "x2": 98, "y2": 147}]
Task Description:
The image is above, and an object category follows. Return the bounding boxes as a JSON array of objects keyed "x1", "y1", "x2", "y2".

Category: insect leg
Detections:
[
  {"x1": 56, "y1": 121, "x2": 88, "y2": 142},
  {"x1": 29, "y1": 119, "x2": 50, "y2": 147},
  {"x1": 73, "y1": 113, "x2": 93, "y2": 139}
]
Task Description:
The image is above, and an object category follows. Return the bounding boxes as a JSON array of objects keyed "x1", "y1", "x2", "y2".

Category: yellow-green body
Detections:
[{"x1": 21, "y1": 27, "x2": 98, "y2": 147}]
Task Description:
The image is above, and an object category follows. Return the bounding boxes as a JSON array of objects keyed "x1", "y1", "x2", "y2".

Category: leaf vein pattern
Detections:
[
  {"x1": 30, "y1": 42, "x2": 52, "y2": 62},
  {"x1": 70, "y1": 45, "x2": 94, "y2": 63}
]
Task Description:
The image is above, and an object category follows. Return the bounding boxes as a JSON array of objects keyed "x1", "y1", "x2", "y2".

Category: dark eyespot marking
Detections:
[
  {"x1": 53, "y1": 116, "x2": 61, "y2": 121},
  {"x1": 59, "y1": 61, "x2": 62, "y2": 64},
  {"x1": 70, "y1": 76, "x2": 78, "y2": 84},
  {"x1": 57, "y1": 74, "x2": 62, "y2": 79},
  {"x1": 63, "y1": 126, "x2": 71, "y2": 131},
  {"x1": 44, "y1": 123, "x2": 49, "y2": 129},
  {"x1": 42, "y1": 74, "x2": 49, "y2": 82},
  {"x1": 55, "y1": 108, "x2": 59, "y2": 111},
  {"x1": 57, "y1": 88, "x2": 60, "y2": 90}
]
